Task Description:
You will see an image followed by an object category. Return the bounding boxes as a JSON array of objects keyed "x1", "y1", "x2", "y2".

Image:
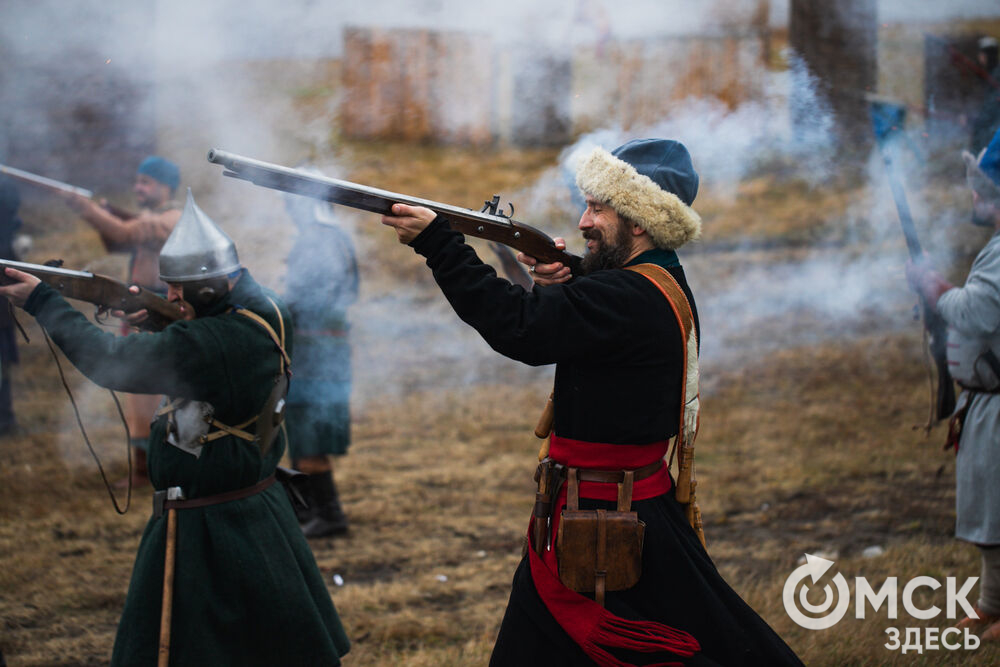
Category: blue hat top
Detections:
[{"x1": 137, "y1": 155, "x2": 180, "y2": 191}]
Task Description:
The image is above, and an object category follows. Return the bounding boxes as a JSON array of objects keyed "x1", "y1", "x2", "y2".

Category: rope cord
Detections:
[{"x1": 42, "y1": 328, "x2": 133, "y2": 514}]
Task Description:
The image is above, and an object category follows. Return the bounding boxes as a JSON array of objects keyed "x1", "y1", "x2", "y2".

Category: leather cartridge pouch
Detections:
[{"x1": 556, "y1": 468, "x2": 645, "y2": 606}]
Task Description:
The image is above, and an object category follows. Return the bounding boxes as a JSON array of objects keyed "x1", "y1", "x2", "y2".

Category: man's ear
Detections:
[{"x1": 631, "y1": 222, "x2": 645, "y2": 237}]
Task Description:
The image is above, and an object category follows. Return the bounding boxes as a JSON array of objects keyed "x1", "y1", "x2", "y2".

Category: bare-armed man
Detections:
[{"x1": 60, "y1": 155, "x2": 184, "y2": 487}]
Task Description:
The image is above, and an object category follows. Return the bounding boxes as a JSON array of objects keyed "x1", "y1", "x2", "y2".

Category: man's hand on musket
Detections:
[
  {"x1": 382, "y1": 204, "x2": 575, "y2": 286},
  {"x1": 905, "y1": 256, "x2": 953, "y2": 308},
  {"x1": 108, "y1": 284, "x2": 152, "y2": 326},
  {"x1": 60, "y1": 190, "x2": 98, "y2": 216},
  {"x1": 0, "y1": 267, "x2": 41, "y2": 308},
  {"x1": 108, "y1": 284, "x2": 190, "y2": 325},
  {"x1": 517, "y1": 237, "x2": 573, "y2": 286},
  {"x1": 381, "y1": 203, "x2": 437, "y2": 244}
]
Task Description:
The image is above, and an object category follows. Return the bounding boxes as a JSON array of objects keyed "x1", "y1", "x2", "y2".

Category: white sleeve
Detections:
[{"x1": 938, "y1": 237, "x2": 1000, "y2": 337}]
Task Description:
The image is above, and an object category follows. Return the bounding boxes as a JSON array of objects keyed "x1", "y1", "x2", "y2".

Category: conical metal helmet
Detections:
[{"x1": 159, "y1": 189, "x2": 241, "y2": 282}]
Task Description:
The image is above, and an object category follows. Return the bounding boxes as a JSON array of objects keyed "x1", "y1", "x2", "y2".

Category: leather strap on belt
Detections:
[
  {"x1": 153, "y1": 474, "x2": 276, "y2": 518},
  {"x1": 532, "y1": 459, "x2": 664, "y2": 554},
  {"x1": 958, "y1": 381, "x2": 1000, "y2": 395},
  {"x1": 555, "y1": 459, "x2": 663, "y2": 485}
]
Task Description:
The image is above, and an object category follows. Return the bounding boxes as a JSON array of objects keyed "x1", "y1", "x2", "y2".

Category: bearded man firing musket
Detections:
[{"x1": 382, "y1": 138, "x2": 804, "y2": 666}]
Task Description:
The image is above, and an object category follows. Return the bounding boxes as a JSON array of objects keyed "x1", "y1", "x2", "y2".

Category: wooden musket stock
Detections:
[{"x1": 0, "y1": 259, "x2": 183, "y2": 331}]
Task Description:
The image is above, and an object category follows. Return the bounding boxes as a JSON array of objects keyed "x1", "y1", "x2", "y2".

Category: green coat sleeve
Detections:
[{"x1": 25, "y1": 283, "x2": 227, "y2": 403}]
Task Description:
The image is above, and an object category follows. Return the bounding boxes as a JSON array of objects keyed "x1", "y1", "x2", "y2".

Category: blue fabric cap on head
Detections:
[
  {"x1": 611, "y1": 138, "x2": 699, "y2": 207},
  {"x1": 981, "y1": 129, "x2": 1000, "y2": 186},
  {"x1": 137, "y1": 156, "x2": 180, "y2": 191}
]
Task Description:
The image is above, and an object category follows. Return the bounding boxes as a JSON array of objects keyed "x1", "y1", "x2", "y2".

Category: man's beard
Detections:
[
  {"x1": 185, "y1": 277, "x2": 232, "y2": 317},
  {"x1": 580, "y1": 217, "x2": 634, "y2": 275},
  {"x1": 136, "y1": 192, "x2": 160, "y2": 209}
]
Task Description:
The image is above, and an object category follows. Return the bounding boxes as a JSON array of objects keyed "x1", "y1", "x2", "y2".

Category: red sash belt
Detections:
[
  {"x1": 529, "y1": 435, "x2": 698, "y2": 666},
  {"x1": 548, "y1": 435, "x2": 672, "y2": 502}
]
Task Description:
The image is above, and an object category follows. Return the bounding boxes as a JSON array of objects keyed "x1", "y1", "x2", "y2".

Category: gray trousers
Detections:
[{"x1": 979, "y1": 545, "x2": 1000, "y2": 616}]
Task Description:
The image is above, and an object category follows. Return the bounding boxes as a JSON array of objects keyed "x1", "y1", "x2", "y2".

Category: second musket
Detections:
[
  {"x1": 0, "y1": 163, "x2": 138, "y2": 220},
  {"x1": 0, "y1": 259, "x2": 183, "y2": 331}
]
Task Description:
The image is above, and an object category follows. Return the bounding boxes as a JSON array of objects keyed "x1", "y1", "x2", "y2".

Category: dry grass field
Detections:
[{"x1": 2, "y1": 138, "x2": 1000, "y2": 667}]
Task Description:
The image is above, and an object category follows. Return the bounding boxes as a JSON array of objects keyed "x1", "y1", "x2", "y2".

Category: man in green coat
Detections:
[{"x1": 0, "y1": 191, "x2": 350, "y2": 666}]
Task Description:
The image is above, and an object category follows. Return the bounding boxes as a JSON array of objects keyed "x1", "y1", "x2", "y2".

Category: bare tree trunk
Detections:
[{"x1": 789, "y1": 0, "x2": 877, "y2": 155}]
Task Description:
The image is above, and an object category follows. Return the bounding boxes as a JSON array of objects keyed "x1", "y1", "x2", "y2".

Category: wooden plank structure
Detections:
[
  {"x1": 607, "y1": 34, "x2": 766, "y2": 130},
  {"x1": 341, "y1": 27, "x2": 494, "y2": 145},
  {"x1": 341, "y1": 26, "x2": 769, "y2": 146},
  {"x1": 789, "y1": 0, "x2": 878, "y2": 150}
]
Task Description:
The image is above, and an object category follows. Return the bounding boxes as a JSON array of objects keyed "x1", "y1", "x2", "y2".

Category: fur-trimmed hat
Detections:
[
  {"x1": 575, "y1": 138, "x2": 702, "y2": 249},
  {"x1": 965, "y1": 128, "x2": 1000, "y2": 205}
]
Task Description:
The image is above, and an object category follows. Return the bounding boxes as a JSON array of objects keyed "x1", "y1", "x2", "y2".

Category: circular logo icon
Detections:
[{"x1": 783, "y1": 554, "x2": 851, "y2": 630}]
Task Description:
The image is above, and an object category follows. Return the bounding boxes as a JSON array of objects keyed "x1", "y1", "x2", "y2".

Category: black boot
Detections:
[
  {"x1": 301, "y1": 473, "x2": 349, "y2": 538},
  {"x1": 0, "y1": 372, "x2": 16, "y2": 435}
]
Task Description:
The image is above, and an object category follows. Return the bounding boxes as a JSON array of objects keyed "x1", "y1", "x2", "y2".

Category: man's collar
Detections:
[
  {"x1": 626, "y1": 247, "x2": 680, "y2": 270},
  {"x1": 199, "y1": 269, "x2": 248, "y2": 318}
]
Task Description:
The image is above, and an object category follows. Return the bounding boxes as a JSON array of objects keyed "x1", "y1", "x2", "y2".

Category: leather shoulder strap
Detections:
[
  {"x1": 625, "y1": 262, "x2": 700, "y2": 450},
  {"x1": 625, "y1": 263, "x2": 696, "y2": 342},
  {"x1": 233, "y1": 297, "x2": 290, "y2": 372}
]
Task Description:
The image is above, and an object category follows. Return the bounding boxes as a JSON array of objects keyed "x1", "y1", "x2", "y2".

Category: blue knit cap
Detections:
[
  {"x1": 611, "y1": 138, "x2": 699, "y2": 206},
  {"x1": 137, "y1": 156, "x2": 180, "y2": 191},
  {"x1": 965, "y1": 128, "x2": 1000, "y2": 204},
  {"x1": 981, "y1": 129, "x2": 1000, "y2": 187}
]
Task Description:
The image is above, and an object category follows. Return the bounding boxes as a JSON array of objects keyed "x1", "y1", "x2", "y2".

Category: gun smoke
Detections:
[{"x1": 1, "y1": 0, "x2": 998, "y2": 465}]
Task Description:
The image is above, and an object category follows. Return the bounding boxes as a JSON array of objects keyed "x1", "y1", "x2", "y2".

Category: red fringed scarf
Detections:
[{"x1": 529, "y1": 435, "x2": 700, "y2": 667}]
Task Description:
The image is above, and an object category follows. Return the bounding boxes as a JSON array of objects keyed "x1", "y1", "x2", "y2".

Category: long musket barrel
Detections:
[
  {"x1": 0, "y1": 259, "x2": 183, "y2": 331},
  {"x1": 206, "y1": 148, "x2": 583, "y2": 275},
  {"x1": 0, "y1": 163, "x2": 137, "y2": 220},
  {"x1": 0, "y1": 164, "x2": 94, "y2": 198},
  {"x1": 869, "y1": 101, "x2": 956, "y2": 421}
]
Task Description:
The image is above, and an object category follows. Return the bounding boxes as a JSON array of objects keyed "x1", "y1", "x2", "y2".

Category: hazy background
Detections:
[
  {"x1": 1, "y1": 0, "x2": 999, "y2": 415},
  {"x1": 4, "y1": 4, "x2": 1000, "y2": 665}
]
